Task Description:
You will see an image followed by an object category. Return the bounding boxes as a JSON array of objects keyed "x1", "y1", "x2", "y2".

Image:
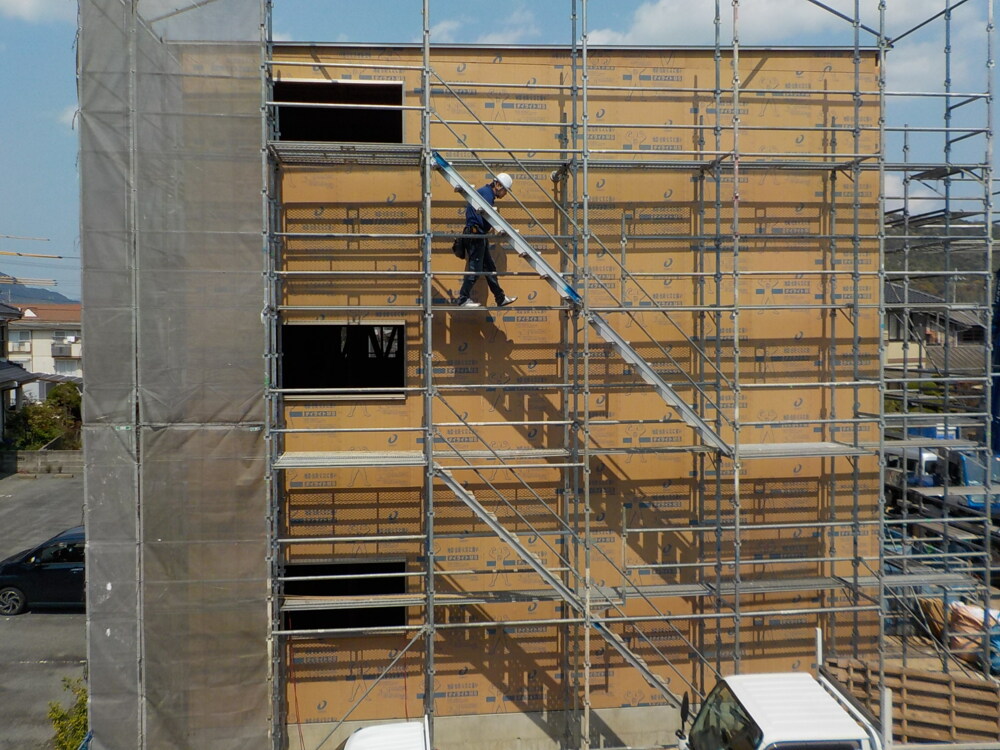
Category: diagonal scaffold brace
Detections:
[{"x1": 432, "y1": 151, "x2": 732, "y2": 457}]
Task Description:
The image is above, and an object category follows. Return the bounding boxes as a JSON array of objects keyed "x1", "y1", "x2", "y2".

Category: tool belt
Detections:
[{"x1": 453, "y1": 225, "x2": 482, "y2": 259}]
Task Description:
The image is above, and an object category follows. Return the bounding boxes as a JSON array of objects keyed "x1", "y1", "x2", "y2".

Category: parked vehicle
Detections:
[
  {"x1": 885, "y1": 443, "x2": 941, "y2": 489},
  {"x1": 884, "y1": 445, "x2": 939, "y2": 502},
  {"x1": 0, "y1": 525, "x2": 85, "y2": 615},
  {"x1": 340, "y1": 717, "x2": 429, "y2": 750},
  {"x1": 677, "y1": 672, "x2": 882, "y2": 750},
  {"x1": 935, "y1": 450, "x2": 1000, "y2": 513}
]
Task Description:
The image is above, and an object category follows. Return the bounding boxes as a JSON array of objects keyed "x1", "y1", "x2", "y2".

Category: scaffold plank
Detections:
[{"x1": 737, "y1": 442, "x2": 872, "y2": 459}]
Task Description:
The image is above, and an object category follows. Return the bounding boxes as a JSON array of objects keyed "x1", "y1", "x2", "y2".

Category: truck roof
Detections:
[
  {"x1": 724, "y1": 673, "x2": 869, "y2": 743},
  {"x1": 343, "y1": 719, "x2": 427, "y2": 750}
]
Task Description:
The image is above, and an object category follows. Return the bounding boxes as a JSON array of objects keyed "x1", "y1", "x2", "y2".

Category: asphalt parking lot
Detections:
[{"x1": 0, "y1": 474, "x2": 85, "y2": 750}]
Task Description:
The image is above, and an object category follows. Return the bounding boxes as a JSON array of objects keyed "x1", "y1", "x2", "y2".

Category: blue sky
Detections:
[
  {"x1": 0, "y1": 0, "x2": 77, "y2": 298},
  {"x1": 0, "y1": 0, "x2": 992, "y2": 302}
]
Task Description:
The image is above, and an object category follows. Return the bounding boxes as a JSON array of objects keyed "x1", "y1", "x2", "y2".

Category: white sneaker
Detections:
[
  {"x1": 460, "y1": 299, "x2": 482, "y2": 308},
  {"x1": 498, "y1": 296, "x2": 517, "y2": 307}
]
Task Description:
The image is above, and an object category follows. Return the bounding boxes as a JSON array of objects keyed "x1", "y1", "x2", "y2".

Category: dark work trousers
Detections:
[{"x1": 457, "y1": 231, "x2": 506, "y2": 304}]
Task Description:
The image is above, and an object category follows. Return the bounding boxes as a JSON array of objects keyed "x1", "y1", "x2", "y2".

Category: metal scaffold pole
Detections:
[
  {"x1": 421, "y1": 0, "x2": 437, "y2": 740},
  {"x1": 730, "y1": 0, "x2": 744, "y2": 674},
  {"x1": 580, "y1": 7, "x2": 593, "y2": 747},
  {"x1": 848, "y1": 0, "x2": 864, "y2": 661},
  {"x1": 876, "y1": 0, "x2": 889, "y2": 707},
  {"x1": 262, "y1": 0, "x2": 284, "y2": 745},
  {"x1": 568, "y1": 3, "x2": 584, "y2": 744}
]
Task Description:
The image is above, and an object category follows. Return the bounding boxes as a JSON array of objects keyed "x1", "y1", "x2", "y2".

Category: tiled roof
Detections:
[
  {"x1": 0, "y1": 360, "x2": 36, "y2": 388},
  {"x1": 884, "y1": 281, "x2": 983, "y2": 330},
  {"x1": 925, "y1": 344, "x2": 989, "y2": 375},
  {"x1": 12, "y1": 303, "x2": 81, "y2": 323},
  {"x1": 0, "y1": 302, "x2": 22, "y2": 321},
  {"x1": 31, "y1": 372, "x2": 82, "y2": 385}
]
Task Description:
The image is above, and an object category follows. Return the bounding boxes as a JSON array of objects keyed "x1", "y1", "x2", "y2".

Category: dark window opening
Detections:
[
  {"x1": 282, "y1": 324, "x2": 405, "y2": 394},
  {"x1": 959, "y1": 326, "x2": 984, "y2": 343},
  {"x1": 282, "y1": 561, "x2": 406, "y2": 631},
  {"x1": 274, "y1": 80, "x2": 403, "y2": 143}
]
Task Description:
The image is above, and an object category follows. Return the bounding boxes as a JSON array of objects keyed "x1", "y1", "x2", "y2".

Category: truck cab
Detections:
[
  {"x1": 340, "y1": 717, "x2": 429, "y2": 750},
  {"x1": 936, "y1": 450, "x2": 1000, "y2": 513},
  {"x1": 883, "y1": 446, "x2": 939, "y2": 503},
  {"x1": 680, "y1": 673, "x2": 881, "y2": 750}
]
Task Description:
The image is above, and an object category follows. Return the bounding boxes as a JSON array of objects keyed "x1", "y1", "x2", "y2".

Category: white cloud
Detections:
[
  {"x1": 881, "y1": 0, "x2": 989, "y2": 40},
  {"x1": 58, "y1": 105, "x2": 77, "y2": 130},
  {"x1": 588, "y1": 0, "x2": 980, "y2": 47},
  {"x1": 891, "y1": 16, "x2": 988, "y2": 92},
  {"x1": 590, "y1": 0, "x2": 836, "y2": 46},
  {"x1": 431, "y1": 19, "x2": 461, "y2": 44},
  {"x1": 0, "y1": 0, "x2": 74, "y2": 23},
  {"x1": 884, "y1": 41, "x2": 948, "y2": 94},
  {"x1": 475, "y1": 8, "x2": 540, "y2": 45},
  {"x1": 883, "y1": 172, "x2": 947, "y2": 214}
]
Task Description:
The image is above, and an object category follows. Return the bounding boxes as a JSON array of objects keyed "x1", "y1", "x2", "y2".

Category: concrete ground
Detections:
[{"x1": 0, "y1": 474, "x2": 85, "y2": 750}]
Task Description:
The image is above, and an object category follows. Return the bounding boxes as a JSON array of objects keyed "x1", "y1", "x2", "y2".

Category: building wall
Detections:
[
  {"x1": 273, "y1": 44, "x2": 881, "y2": 744},
  {"x1": 8, "y1": 322, "x2": 82, "y2": 400}
]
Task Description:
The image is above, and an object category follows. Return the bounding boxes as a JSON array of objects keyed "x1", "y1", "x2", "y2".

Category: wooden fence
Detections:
[{"x1": 827, "y1": 657, "x2": 1000, "y2": 743}]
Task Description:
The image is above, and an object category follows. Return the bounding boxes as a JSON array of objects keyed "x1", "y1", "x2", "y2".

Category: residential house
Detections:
[
  {"x1": 8, "y1": 304, "x2": 82, "y2": 401},
  {"x1": 0, "y1": 301, "x2": 36, "y2": 440},
  {"x1": 883, "y1": 281, "x2": 986, "y2": 375}
]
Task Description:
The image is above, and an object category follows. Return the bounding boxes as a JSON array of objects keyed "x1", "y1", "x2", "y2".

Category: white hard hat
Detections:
[{"x1": 495, "y1": 173, "x2": 513, "y2": 190}]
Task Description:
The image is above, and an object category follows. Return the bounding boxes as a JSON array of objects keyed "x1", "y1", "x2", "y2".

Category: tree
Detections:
[
  {"x1": 46, "y1": 382, "x2": 81, "y2": 422},
  {"x1": 4, "y1": 384, "x2": 82, "y2": 450},
  {"x1": 5, "y1": 401, "x2": 65, "y2": 449},
  {"x1": 48, "y1": 677, "x2": 88, "y2": 750}
]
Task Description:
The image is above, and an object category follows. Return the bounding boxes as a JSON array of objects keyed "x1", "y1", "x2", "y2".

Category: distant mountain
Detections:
[{"x1": 0, "y1": 275, "x2": 77, "y2": 305}]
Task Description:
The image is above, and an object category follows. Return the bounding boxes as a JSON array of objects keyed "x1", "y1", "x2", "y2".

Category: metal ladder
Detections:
[
  {"x1": 435, "y1": 466, "x2": 682, "y2": 706},
  {"x1": 432, "y1": 151, "x2": 732, "y2": 457}
]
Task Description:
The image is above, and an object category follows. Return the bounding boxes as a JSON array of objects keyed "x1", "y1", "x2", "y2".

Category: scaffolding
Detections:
[
  {"x1": 78, "y1": 1, "x2": 995, "y2": 748},
  {"x1": 263, "y1": 3, "x2": 996, "y2": 749}
]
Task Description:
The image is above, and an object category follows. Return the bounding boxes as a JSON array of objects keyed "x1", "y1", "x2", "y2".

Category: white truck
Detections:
[
  {"x1": 341, "y1": 716, "x2": 430, "y2": 750},
  {"x1": 677, "y1": 672, "x2": 882, "y2": 750},
  {"x1": 338, "y1": 672, "x2": 881, "y2": 750}
]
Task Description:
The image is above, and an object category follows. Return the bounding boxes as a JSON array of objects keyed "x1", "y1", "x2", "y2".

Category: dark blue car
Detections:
[{"x1": 0, "y1": 525, "x2": 85, "y2": 615}]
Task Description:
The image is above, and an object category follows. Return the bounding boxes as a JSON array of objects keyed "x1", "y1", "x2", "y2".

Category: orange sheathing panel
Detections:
[
  {"x1": 275, "y1": 44, "x2": 883, "y2": 722},
  {"x1": 286, "y1": 609, "x2": 879, "y2": 720},
  {"x1": 273, "y1": 45, "x2": 878, "y2": 159}
]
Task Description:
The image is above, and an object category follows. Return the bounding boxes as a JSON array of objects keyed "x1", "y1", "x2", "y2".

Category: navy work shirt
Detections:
[{"x1": 465, "y1": 182, "x2": 497, "y2": 233}]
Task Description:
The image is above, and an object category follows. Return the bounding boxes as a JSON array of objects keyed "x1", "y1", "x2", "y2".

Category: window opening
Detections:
[
  {"x1": 54, "y1": 359, "x2": 82, "y2": 375},
  {"x1": 8, "y1": 330, "x2": 30, "y2": 353},
  {"x1": 50, "y1": 330, "x2": 80, "y2": 344},
  {"x1": 281, "y1": 323, "x2": 405, "y2": 396},
  {"x1": 282, "y1": 561, "x2": 406, "y2": 631},
  {"x1": 273, "y1": 80, "x2": 403, "y2": 143}
]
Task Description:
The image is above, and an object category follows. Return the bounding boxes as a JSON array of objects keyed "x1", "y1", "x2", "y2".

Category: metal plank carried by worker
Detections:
[
  {"x1": 432, "y1": 151, "x2": 580, "y2": 303},
  {"x1": 431, "y1": 151, "x2": 733, "y2": 457}
]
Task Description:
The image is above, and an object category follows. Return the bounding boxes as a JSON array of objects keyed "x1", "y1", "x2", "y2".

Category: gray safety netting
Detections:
[{"x1": 79, "y1": 1, "x2": 268, "y2": 747}]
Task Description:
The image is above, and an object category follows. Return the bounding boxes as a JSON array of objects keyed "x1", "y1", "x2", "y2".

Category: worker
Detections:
[{"x1": 456, "y1": 172, "x2": 518, "y2": 309}]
